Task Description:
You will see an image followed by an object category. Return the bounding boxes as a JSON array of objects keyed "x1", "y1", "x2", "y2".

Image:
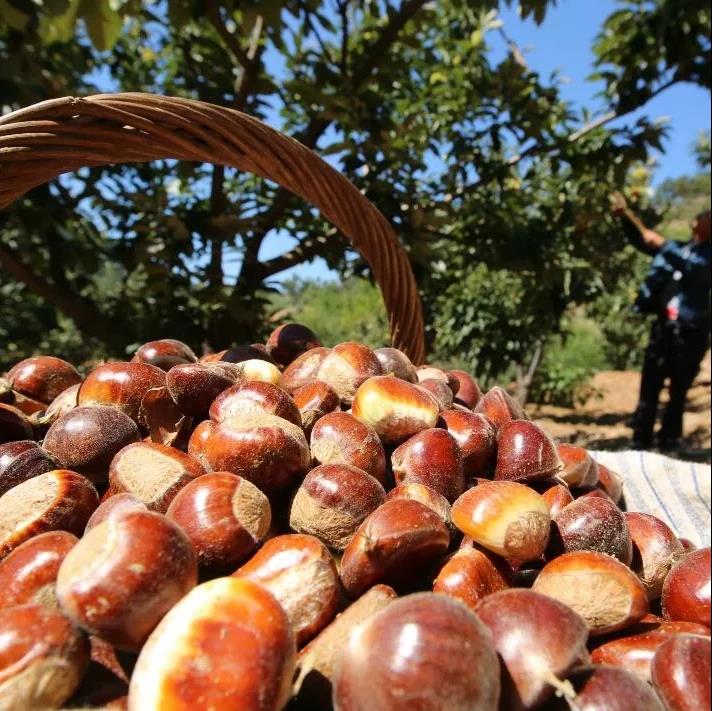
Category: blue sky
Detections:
[{"x1": 264, "y1": 0, "x2": 711, "y2": 282}]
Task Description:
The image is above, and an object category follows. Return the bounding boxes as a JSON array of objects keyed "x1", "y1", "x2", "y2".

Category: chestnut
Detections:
[
  {"x1": 43, "y1": 405, "x2": 140, "y2": 482},
  {"x1": 0, "y1": 603, "x2": 90, "y2": 709},
  {"x1": 310, "y1": 411, "x2": 387, "y2": 486},
  {"x1": 220, "y1": 343, "x2": 277, "y2": 365},
  {"x1": 450, "y1": 369, "x2": 482, "y2": 408},
  {"x1": 166, "y1": 361, "x2": 238, "y2": 417},
  {"x1": 391, "y1": 428, "x2": 465, "y2": 502},
  {"x1": 136, "y1": 384, "x2": 188, "y2": 446},
  {"x1": 661, "y1": 547, "x2": 711, "y2": 626},
  {"x1": 289, "y1": 464, "x2": 385, "y2": 551},
  {"x1": 280, "y1": 346, "x2": 331, "y2": 393},
  {"x1": 0, "y1": 402, "x2": 33, "y2": 444},
  {"x1": 451, "y1": 480, "x2": 551, "y2": 565},
  {"x1": 494, "y1": 419, "x2": 562, "y2": 484},
  {"x1": 6, "y1": 355, "x2": 82, "y2": 404},
  {"x1": 228, "y1": 358, "x2": 282, "y2": 385},
  {"x1": 0, "y1": 440, "x2": 58, "y2": 496},
  {"x1": 474, "y1": 588, "x2": 589, "y2": 709},
  {"x1": 679, "y1": 538, "x2": 696, "y2": 552},
  {"x1": 85, "y1": 492, "x2": 148, "y2": 532},
  {"x1": 210, "y1": 380, "x2": 302, "y2": 427},
  {"x1": 128, "y1": 577, "x2": 296, "y2": 711},
  {"x1": 293, "y1": 381, "x2": 340, "y2": 435},
  {"x1": 131, "y1": 338, "x2": 197, "y2": 370},
  {"x1": 596, "y1": 462, "x2": 624, "y2": 504},
  {"x1": 538, "y1": 478, "x2": 574, "y2": 517},
  {"x1": 439, "y1": 410, "x2": 496, "y2": 477},
  {"x1": 36, "y1": 382, "x2": 80, "y2": 429},
  {"x1": 373, "y1": 347, "x2": 417, "y2": 382},
  {"x1": 332, "y1": 592, "x2": 500, "y2": 711},
  {"x1": 0, "y1": 530, "x2": 77, "y2": 609},
  {"x1": 533, "y1": 550, "x2": 649, "y2": 635},
  {"x1": 433, "y1": 543, "x2": 510, "y2": 610},
  {"x1": 351, "y1": 375, "x2": 440, "y2": 444},
  {"x1": 473, "y1": 385, "x2": 525, "y2": 429},
  {"x1": 294, "y1": 585, "x2": 397, "y2": 710},
  {"x1": 315, "y1": 342, "x2": 383, "y2": 405},
  {"x1": 233, "y1": 534, "x2": 340, "y2": 646},
  {"x1": 651, "y1": 634, "x2": 711, "y2": 711},
  {"x1": 416, "y1": 378, "x2": 454, "y2": 410},
  {"x1": 339, "y1": 499, "x2": 449, "y2": 598},
  {"x1": 166, "y1": 471, "x2": 271, "y2": 570},
  {"x1": 547, "y1": 665, "x2": 666, "y2": 711},
  {"x1": 549, "y1": 496, "x2": 633, "y2": 565},
  {"x1": 189, "y1": 413, "x2": 310, "y2": 497},
  {"x1": 266, "y1": 323, "x2": 322, "y2": 366},
  {"x1": 0, "y1": 469, "x2": 98, "y2": 560},
  {"x1": 78, "y1": 362, "x2": 166, "y2": 423},
  {"x1": 56, "y1": 510, "x2": 197, "y2": 651},
  {"x1": 386, "y1": 482, "x2": 452, "y2": 528},
  {"x1": 625, "y1": 512, "x2": 684, "y2": 600},
  {"x1": 108, "y1": 441, "x2": 206, "y2": 512},
  {"x1": 557, "y1": 443, "x2": 600, "y2": 487}
]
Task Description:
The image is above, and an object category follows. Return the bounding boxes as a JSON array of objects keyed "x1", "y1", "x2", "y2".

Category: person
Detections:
[{"x1": 610, "y1": 193, "x2": 711, "y2": 452}]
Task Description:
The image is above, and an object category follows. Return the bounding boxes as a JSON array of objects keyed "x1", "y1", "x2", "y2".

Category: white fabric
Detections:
[{"x1": 591, "y1": 450, "x2": 711, "y2": 548}]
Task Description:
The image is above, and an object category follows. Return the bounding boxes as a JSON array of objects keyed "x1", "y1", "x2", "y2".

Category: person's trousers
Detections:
[{"x1": 632, "y1": 319, "x2": 710, "y2": 447}]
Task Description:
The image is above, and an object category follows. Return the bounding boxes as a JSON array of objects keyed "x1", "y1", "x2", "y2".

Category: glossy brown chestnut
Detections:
[
  {"x1": 373, "y1": 347, "x2": 417, "y2": 382},
  {"x1": 0, "y1": 603, "x2": 90, "y2": 709},
  {"x1": 293, "y1": 381, "x2": 340, "y2": 435},
  {"x1": 451, "y1": 480, "x2": 551, "y2": 564},
  {"x1": 220, "y1": 343, "x2": 277, "y2": 365},
  {"x1": 450, "y1": 369, "x2": 482, "y2": 408},
  {"x1": 679, "y1": 538, "x2": 696, "y2": 552},
  {"x1": 539, "y1": 479, "x2": 575, "y2": 517},
  {"x1": 0, "y1": 403, "x2": 33, "y2": 444},
  {"x1": 266, "y1": 323, "x2": 322, "y2": 366},
  {"x1": 84, "y1": 492, "x2": 148, "y2": 532},
  {"x1": 494, "y1": 419, "x2": 562, "y2": 484},
  {"x1": 415, "y1": 378, "x2": 454, "y2": 410},
  {"x1": 473, "y1": 386, "x2": 526, "y2": 429},
  {"x1": 339, "y1": 499, "x2": 449, "y2": 598},
  {"x1": 351, "y1": 375, "x2": 440, "y2": 444},
  {"x1": 332, "y1": 592, "x2": 500, "y2": 711},
  {"x1": 475, "y1": 588, "x2": 589, "y2": 709},
  {"x1": 439, "y1": 410, "x2": 496, "y2": 477},
  {"x1": 7, "y1": 355, "x2": 82, "y2": 404},
  {"x1": 128, "y1": 577, "x2": 296, "y2": 711},
  {"x1": 385, "y1": 482, "x2": 453, "y2": 528},
  {"x1": 416, "y1": 365, "x2": 460, "y2": 394},
  {"x1": 210, "y1": 380, "x2": 301, "y2": 427},
  {"x1": 108, "y1": 441, "x2": 206, "y2": 513},
  {"x1": 294, "y1": 585, "x2": 397, "y2": 711},
  {"x1": 0, "y1": 530, "x2": 77, "y2": 609},
  {"x1": 165, "y1": 361, "x2": 237, "y2": 417},
  {"x1": 433, "y1": 544, "x2": 510, "y2": 610},
  {"x1": 233, "y1": 533, "x2": 340, "y2": 646},
  {"x1": 280, "y1": 346, "x2": 331, "y2": 393},
  {"x1": 557, "y1": 443, "x2": 600, "y2": 488},
  {"x1": 36, "y1": 382, "x2": 80, "y2": 429},
  {"x1": 0, "y1": 469, "x2": 98, "y2": 561},
  {"x1": 625, "y1": 512, "x2": 684, "y2": 600},
  {"x1": 310, "y1": 411, "x2": 387, "y2": 486},
  {"x1": 131, "y1": 338, "x2": 197, "y2": 370},
  {"x1": 166, "y1": 471, "x2": 271, "y2": 570},
  {"x1": 533, "y1": 551, "x2": 649, "y2": 635},
  {"x1": 56, "y1": 510, "x2": 197, "y2": 651},
  {"x1": 43, "y1": 405, "x2": 140, "y2": 481},
  {"x1": 289, "y1": 464, "x2": 386, "y2": 551},
  {"x1": 547, "y1": 665, "x2": 666, "y2": 711},
  {"x1": 0, "y1": 440, "x2": 58, "y2": 496},
  {"x1": 549, "y1": 496, "x2": 633, "y2": 565},
  {"x1": 590, "y1": 621, "x2": 710, "y2": 681},
  {"x1": 661, "y1": 547, "x2": 711, "y2": 626},
  {"x1": 78, "y1": 362, "x2": 166, "y2": 423},
  {"x1": 189, "y1": 414, "x2": 310, "y2": 496},
  {"x1": 651, "y1": 634, "x2": 711, "y2": 711},
  {"x1": 596, "y1": 462, "x2": 624, "y2": 504},
  {"x1": 136, "y1": 384, "x2": 188, "y2": 446},
  {"x1": 315, "y1": 342, "x2": 383, "y2": 405},
  {"x1": 391, "y1": 428, "x2": 465, "y2": 503}
]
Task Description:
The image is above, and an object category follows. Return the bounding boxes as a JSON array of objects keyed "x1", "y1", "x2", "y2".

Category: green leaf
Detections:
[
  {"x1": 0, "y1": 0, "x2": 30, "y2": 29},
  {"x1": 38, "y1": 0, "x2": 81, "y2": 44},
  {"x1": 79, "y1": 0, "x2": 123, "y2": 51}
]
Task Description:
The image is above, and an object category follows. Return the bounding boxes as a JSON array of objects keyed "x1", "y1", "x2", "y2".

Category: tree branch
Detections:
[
  {"x1": 205, "y1": 0, "x2": 251, "y2": 69},
  {"x1": 258, "y1": 232, "x2": 337, "y2": 279}
]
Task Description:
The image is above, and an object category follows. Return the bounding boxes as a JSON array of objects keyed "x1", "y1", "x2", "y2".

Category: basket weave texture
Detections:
[{"x1": 0, "y1": 93, "x2": 425, "y2": 363}]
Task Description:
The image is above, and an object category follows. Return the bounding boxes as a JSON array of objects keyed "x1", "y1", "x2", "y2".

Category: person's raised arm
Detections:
[{"x1": 609, "y1": 191, "x2": 664, "y2": 255}]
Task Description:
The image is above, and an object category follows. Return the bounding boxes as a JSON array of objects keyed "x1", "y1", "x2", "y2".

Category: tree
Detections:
[{"x1": 0, "y1": 0, "x2": 709, "y2": 374}]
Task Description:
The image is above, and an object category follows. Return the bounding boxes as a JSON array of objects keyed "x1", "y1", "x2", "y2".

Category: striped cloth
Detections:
[{"x1": 592, "y1": 450, "x2": 711, "y2": 548}]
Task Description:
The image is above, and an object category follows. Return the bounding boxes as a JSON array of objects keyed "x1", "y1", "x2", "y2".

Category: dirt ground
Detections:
[{"x1": 530, "y1": 351, "x2": 711, "y2": 463}]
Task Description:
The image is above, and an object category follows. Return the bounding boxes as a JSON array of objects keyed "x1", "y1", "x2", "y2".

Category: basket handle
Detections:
[{"x1": 0, "y1": 93, "x2": 426, "y2": 363}]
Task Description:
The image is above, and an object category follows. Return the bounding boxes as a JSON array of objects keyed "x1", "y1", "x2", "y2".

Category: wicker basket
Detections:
[{"x1": 0, "y1": 93, "x2": 426, "y2": 363}]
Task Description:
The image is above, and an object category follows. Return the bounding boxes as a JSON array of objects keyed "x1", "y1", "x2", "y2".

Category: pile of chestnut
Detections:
[{"x1": 0, "y1": 324, "x2": 709, "y2": 711}]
